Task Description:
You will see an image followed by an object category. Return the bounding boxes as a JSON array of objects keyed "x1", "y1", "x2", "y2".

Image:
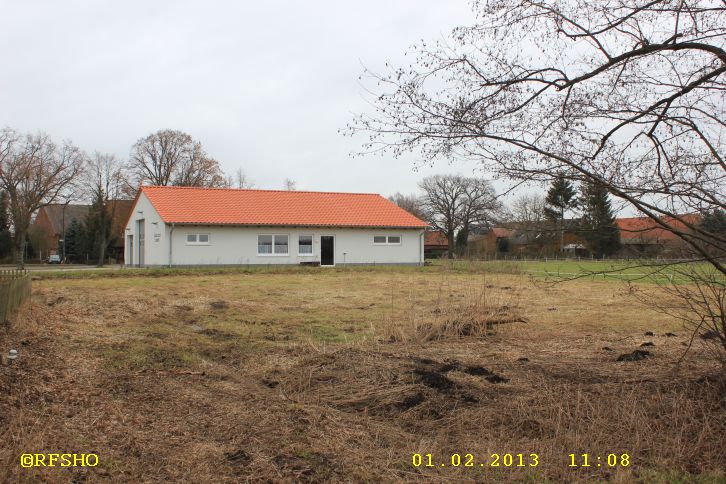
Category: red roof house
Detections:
[{"x1": 124, "y1": 186, "x2": 428, "y2": 267}]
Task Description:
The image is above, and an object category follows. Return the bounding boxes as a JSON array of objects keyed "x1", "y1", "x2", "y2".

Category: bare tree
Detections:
[
  {"x1": 350, "y1": 0, "x2": 725, "y2": 358},
  {"x1": 419, "y1": 174, "x2": 498, "y2": 257},
  {"x1": 457, "y1": 176, "x2": 500, "y2": 252},
  {"x1": 350, "y1": 0, "x2": 725, "y2": 271},
  {"x1": 85, "y1": 152, "x2": 125, "y2": 266},
  {"x1": 128, "y1": 129, "x2": 225, "y2": 190},
  {"x1": 284, "y1": 178, "x2": 297, "y2": 191},
  {"x1": 388, "y1": 192, "x2": 425, "y2": 220},
  {"x1": 226, "y1": 168, "x2": 254, "y2": 189},
  {"x1": 510, "y1": 194, "x2": 548, "y2": 245},
  {"x1": 0, "y1": 129, "x2": 83, "y2": 268},
  {"x1": 419, "y1": 175, "x2": 467, "y2": 256}
]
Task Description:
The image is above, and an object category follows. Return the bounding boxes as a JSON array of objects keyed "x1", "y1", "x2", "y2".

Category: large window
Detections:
[
  {"x1": 258, "y1": 234, "x2": 288, "y2": 255},
  {"x1": 186, "y1": 233, "x2": 210, "y2": 245},
  {"x1": 298, "y1": 235, "x2": 313, "y2": 255},
  {"x1": 373, "y1": 235, "x2": 402, "y2": 245},
  {"x1": 274, "y1": 235, "x2": 289, "y2": 254}
]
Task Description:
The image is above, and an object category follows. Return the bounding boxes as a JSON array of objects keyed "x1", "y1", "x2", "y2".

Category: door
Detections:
[
  {"x1": 127, "y1": 235, "x2": 134, "y2": 266},
  {"x1": 320, "y1": 236, "x2": 335, "y2": 266},
  {"x1": 137, "y1": 220, "x2": 145, "y2": 267}
]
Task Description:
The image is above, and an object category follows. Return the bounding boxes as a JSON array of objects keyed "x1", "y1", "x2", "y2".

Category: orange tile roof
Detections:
[
  {"x1": 491, "y1": 227, "x2": 514, "y2": 238},
  {"x1": 616, "y1": 214, "x2": 701, "y2": 241},
  {"x1": 137, "y1": 186, "x2": 428, "y2": 228},
  {"x1": 424, "y1": 231, "x2": 449, "y2": 247}
]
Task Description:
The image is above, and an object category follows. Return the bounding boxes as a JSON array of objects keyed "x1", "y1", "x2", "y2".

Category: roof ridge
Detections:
[{"x1": 141, "y1": 185, "x2": 382, "y2": 196}]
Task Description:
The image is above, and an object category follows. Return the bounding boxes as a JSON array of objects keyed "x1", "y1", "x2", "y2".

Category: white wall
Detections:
[
  {"x1": 166, "y1": 226, "x2": 424, "y2": 266},
  {"x1": 125, "y1": 194, "x2": 424, "y2": 266},
  {"x1": 124, "y1": 192, "x2": 168, "y2": 266}
]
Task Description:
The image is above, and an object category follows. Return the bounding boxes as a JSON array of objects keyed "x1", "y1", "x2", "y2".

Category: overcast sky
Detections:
[{"x1": 0, "y1": 1, "x2": 494, "y2": 197}]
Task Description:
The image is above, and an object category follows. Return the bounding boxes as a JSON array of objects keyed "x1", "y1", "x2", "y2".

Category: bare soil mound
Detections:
[{"x1": 265, "y1": 349, "x2": 510, "y2": 423}]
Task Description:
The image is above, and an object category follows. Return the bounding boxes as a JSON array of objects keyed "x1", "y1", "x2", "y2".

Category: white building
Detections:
[{"x1": 124, "y1": 186, "x2": 427, "y2": 267}]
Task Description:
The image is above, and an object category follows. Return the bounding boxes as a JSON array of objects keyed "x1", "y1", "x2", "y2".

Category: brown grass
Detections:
[{"x1": 0, "y1": 269, "x2": 724, "y2": 482}]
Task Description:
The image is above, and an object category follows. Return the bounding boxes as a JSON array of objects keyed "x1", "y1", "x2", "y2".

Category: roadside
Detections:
[{"x1": 0, "y1": 264, "x2": 122, "y2": 272}]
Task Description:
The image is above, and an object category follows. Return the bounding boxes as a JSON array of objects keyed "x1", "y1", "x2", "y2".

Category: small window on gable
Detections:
[
  {"x1": 299, "y1": 235, "x2": 313, "y2": 255},
  {"x1": 198, "y1": 234, "x2": 209, "y2": 244},
  {"x1": 374, "y1": 235, "x2": 402, "y2": 245},
  {"x1": 187, "y1": 234, "x2": 197, "y2": 243}
]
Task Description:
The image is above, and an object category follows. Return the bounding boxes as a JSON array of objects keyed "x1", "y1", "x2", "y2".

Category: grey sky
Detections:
[{"x1": 1, "y1": 0, "x2": 487, "y2": 197}]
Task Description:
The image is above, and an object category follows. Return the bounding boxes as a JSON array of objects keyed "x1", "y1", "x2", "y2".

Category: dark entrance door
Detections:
[{"x1": 320, "y1": 236, "x2": 335, "y2": 266}]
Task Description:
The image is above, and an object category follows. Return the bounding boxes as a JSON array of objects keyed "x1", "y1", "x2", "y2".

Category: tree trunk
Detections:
[
  {"x1": 446, "y1": 230, "x2": 456, "y2": 259},
  {"x1": 96, "y1": 233, "x2": 106, "y2": 267},
  {"x1": 13, "y1": 227, "x2": 26, "y2": 270},
  {"x1": 457, "y1": 224, "x2": 470, "y2": 257}
]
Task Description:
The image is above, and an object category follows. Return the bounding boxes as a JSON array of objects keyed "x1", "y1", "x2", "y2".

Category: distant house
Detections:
[
  {"x1": 479, "y1": 214, "x2": 701, "y2": 259},
  {"x1": 616, "y1": 214, "x2": 701, "y2": 257},
  {"x1": 31, "y1": 200, "x2": 134, "y2": 262},
  {"x1": 424, "y1": 231, "x2": 448, "y2": 258},
  {"x1": 31, "y1": 204, "x2": 90, "y2": 259},
  {"x1": 124, "y1": 186, "x2": 428, "y2": 267},
  {"x1": 468, "y1": 228, "x2": 514, "y2": 257}
]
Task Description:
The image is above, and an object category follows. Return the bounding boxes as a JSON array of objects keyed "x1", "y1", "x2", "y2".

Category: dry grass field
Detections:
[{"x1": 1, "y1": 266, "x2": 724, "y2": 483}]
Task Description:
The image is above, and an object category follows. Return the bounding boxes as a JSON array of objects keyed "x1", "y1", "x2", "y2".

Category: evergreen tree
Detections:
[
  {"x1": 701, "y1": 209, "x2": 726, "y2": 236},
  {"x1": 84, "y1": 190, "x2": 113, "y2": 265},
  {"x1": 579, "y1": 181, "x2": 620, "y2": 258},
  {"x1": 544, "y1": 175, "x2": 578, "y2": 250},
  {"x1": 63, "y1": 219, "x2": 83, "y2": 263}
]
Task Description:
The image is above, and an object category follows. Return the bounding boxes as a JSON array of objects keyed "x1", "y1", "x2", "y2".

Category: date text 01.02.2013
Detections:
[{"x1": 412, "y1": 453, "x2": 539, "y2": 469}]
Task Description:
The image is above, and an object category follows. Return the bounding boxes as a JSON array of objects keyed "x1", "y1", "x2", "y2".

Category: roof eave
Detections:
[{"x1": 160, "y1": 222, "x2": 427, "y2": 230}]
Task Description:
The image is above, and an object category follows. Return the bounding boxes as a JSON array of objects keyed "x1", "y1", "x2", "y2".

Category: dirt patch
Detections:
[
  {"x1": 225, "y1": 450, "x2": 252, "y2": 466},
  {"x1": 272, "y1": 452, "x2": 338, "y2": 482},
  {"x1": 617, "y1": 350, "x2": 651, "y2": 362},
  {"x1": 271, "y1": 349, "x2": 509, "y2": 422},
  {"x1": 413, "y1": 368, "x2": 456, "y2": 391},
  {"x1": 397, "y1": 392, "x2": 425, "y2": 410},
  {"x1": 210, "y1": 300, "x2": 229, "y2": 310},
  {"x1": 701, "y1": 330, "x2": 719, "y2": 340},
  {"x1": 485, "y1": 374, "x2": 510, "y2": 384},
  {"x1": 200, "y1": 328, "x2": 237, "y2": 340}
]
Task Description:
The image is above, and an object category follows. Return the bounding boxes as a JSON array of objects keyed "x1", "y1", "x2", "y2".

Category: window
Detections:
[
  {"x1": 274, "y1": 235, "x2": 289, "y2": 254},
  {"x1": 374, "y1": 235, "x2": 402, "y2": 245},
  {"x1": 258, "y1": 235, "x2": 272, "y2": 254},
  {"x1": 186, "y1": 233, "x2": 210, "y2": 245},
  {"x1": 298, "y1": 235, "x2": 313, "y2": 255},
  {"x1": 258, "y1": 235, "x2": 289, "y2": 255}
]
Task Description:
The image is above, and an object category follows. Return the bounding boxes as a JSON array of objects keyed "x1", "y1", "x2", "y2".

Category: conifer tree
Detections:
[
  {"x1": 544, "y1": 175, "x2": 578, "y2": 251},
  {"x1": 580, "y1": 181, "x2": 620, "y2": 258}
]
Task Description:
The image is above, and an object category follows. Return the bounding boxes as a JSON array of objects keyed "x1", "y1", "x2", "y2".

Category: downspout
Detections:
[
  {"x1": 419, "y1": 231, "x2": 425, "y2": 266},
  {"x1": 168, "y1": 223, "x2": 175, "y2": 267}
]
